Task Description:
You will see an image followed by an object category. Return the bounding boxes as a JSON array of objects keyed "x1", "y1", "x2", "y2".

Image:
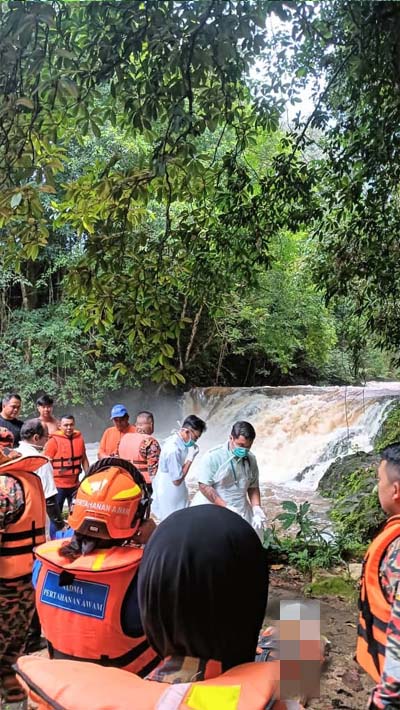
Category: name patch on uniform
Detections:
[{"x1": 40, "y1": 570, "x2": 109, "y2": 619}]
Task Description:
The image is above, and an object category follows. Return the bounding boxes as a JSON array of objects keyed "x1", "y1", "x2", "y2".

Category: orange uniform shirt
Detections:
[{"x1": 98, "y1": 425, "x2": 136, "y2": 458}]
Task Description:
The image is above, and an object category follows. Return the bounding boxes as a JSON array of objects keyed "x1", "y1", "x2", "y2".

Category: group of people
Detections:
[{"x1": 1, "y1": 391, "x2": 400, "y2": 709}]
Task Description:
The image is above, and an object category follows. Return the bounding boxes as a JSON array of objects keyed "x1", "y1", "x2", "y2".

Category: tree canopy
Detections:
[{"x1": 0, "y1": 0, "x2": 399, "y2": 400}]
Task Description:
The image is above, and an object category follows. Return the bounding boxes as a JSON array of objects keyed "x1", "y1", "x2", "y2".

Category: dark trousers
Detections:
[{"x1": 56, "y1": 487, "x2": 78, "y2": 513}]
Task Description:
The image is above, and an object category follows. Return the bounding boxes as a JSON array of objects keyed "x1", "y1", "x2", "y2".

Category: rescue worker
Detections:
[
  {"x1": 356, "y1": 442, "x2": 400, "y2": 709},
  {"x1": 0, "y1": 393, "x2": 24, "y2": 447},
  {"x1": 36, "y1": 394, "x2": 60, "y2": 436},
  {"x1": 44, "y1": 415, "x2": 89, "y2": 513},
  {"x1": 191, "y1": 420, "x2": 267, "y2": 539},
  {"x1": 118, "y1": 411, "x2": 161, "y2": 493},
  {"x1": 17, "y1": 419, "x2": 65, "y2": 654},
  {"x1": 152, "y1": 414, "x2": 206, "y2": 521},
  {"x1": 16, "y1": 506, "x2": 293, "y2": 710},
  {"x1": 98, "y1": 404, "x2": 136, "y2": 459},
  {"x1": 33, "y1": 457, "x2": 159, "y2": 678},
  {"x1": 0, "y1": 452, "x2": 47, "y2": 710}
]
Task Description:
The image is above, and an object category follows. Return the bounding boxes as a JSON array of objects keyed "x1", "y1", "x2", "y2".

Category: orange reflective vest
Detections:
[
  {"x1": 119, "y1": 432, "x2": 155, "y2": 484},
  {"x1": 16, "y1": 655, "x2": 283, "y2": 710},
  {"x1": 35, "y1": 540, "x2": 159, "y2": 677},
  {"x1": 47, "y1": 430, "x2": 85, "y2": 488},
  {"x1": 0, "y1": 469, "x2": 46, "y2": 580},
  {"x1": 356, "y1": 514, "x2": 400, "y2": 681}
]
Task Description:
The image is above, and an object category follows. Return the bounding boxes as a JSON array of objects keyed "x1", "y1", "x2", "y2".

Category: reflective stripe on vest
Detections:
[
  {"x1": 16, "y1": 656, "x2": 282, "y2": 710},
  {"x1": 35, "y1": 541, "x2": 158, "y2": 677},
  {"x1": 0, "y1": 469, "x2": 46, "y2": 580},
  {"x1": 356, "y1": 514, "x2": 400, "y2": 681}
]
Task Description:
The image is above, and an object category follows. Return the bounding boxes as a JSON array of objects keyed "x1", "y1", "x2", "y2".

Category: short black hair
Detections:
[
  {"x1": 36, "y1": 394, "x2": 54, "y2": 406},
  {"x1": 21, "y1": 418, "x2": 46, "y2": 440},
  {"x1": 61, "y1": 414, "x2": 75, "y2": 422},
  {"x1": 2, "y1": 393, "x2": 21, "y2": 406},
  {"x1": 136, "y1": 411, "x2": 154, "y2": 423},
  {"x1": 381, "y1": 443, "x2": 400, "y2": 481},
  {"x1": 231, "y1": 421, "x2": 256, "y2": 441},
  {"x1": 182, "y1": 414, "x2": 206, "y2": 434}
]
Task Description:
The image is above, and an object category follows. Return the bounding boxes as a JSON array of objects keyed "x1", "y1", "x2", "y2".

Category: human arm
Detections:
[
  {"x1": 97, "y1": 430, "x2": 110, "y2": 459},
  {"x1": 140, "y1": 438, "x2": 161, "y2": 480},
  {"x1": 82, "y1": 451, "x2": 89, "y2": 474},
  {"x1": 248, "y1": 486, "x2": 261, "y2": 506},
  {"x1": 198, "y1": 482, "x2": 227, "y2": 507},
  {"x1": 172, "y1": 445, "x2": 198, "y2": 486}
]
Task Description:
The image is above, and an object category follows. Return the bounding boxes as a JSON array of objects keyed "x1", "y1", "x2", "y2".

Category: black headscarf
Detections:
[{"x1": 138, "y1": 505, "x2": 269, "y2": 671}]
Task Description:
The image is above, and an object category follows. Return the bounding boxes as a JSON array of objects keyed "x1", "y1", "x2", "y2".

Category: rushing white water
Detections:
[{"x1": 183, "y1": 383, "x2": 400, "y2": 491}]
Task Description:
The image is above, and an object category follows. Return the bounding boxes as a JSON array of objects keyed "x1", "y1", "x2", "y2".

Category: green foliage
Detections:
[
  {"x1": 329, "y1": 467, "x2": 386, "y2": 545},
  {"x1": 374, "y1": 403, "x2": 400, "y2": 452},
  {"x1": 0, "y1": 304, "x2": 140, "y2": 407},
  {"x1": 263, "y1": 500, "x2": 343, "y2": 574},
  {"x1": 271, "y1": 1, "x2": 400, "y2": 358}
]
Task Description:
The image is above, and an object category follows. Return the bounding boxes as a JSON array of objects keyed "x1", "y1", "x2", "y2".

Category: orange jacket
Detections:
[
  {"x1": 98, "y1": 425, "x2": 136, "y2": 459},
  {"x1": 35, "y1": 539, "x2": 158, "y2": 677},
  {"x1": 45, "y1": 430, "x2": 86, "y2": 488},
  {"x1": 118, "y1": 432, "x2": 157, "y2": 484},
  {"x1": 0, "y1": 468, "x2": 46, "y2": 581},
  {"x1": 16, "y1": 655, "x2": 283, "y2": 710},
  {"x1": 356, "y1": 514, "x2": 400, "y2": 681}
]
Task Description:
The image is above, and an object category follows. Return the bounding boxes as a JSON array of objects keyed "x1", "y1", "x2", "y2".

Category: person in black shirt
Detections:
[{"x1": 0, "y1": 393, "x2": 23, "y2": 447}]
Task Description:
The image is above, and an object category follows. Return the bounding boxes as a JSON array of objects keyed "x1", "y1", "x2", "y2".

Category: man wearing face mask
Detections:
[
  {"x1": 191, "y1": 421, "x2": 267, "y2": 538},
  {"x1": 152, "y1": 415, "x2": 206, "y2": 521}
]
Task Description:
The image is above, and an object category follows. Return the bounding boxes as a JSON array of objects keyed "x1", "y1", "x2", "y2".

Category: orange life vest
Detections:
[
  {"x1": 0, "y1": 469, "x2": 46, "y2": 581},
  {"x1": 356, "y1": 514, "x2": 400, "y2": 681},
  {"x1": 119, "y1": 432, "x2": 156, "y2": 484},
  {"x1": 16, "y1": 656, "x2": 283, "y2": 710},
  {"x1": 35, "y1": 539, "x2": 159, "y2": 677},
  {"x1": 49, "y1": 430, "x2": 85, "y2": 488}
]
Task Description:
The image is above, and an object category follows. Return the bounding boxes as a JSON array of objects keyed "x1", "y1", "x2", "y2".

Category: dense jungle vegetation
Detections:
[{"x1": 1, "y1": 1, "x2": 399, "y2": 403}]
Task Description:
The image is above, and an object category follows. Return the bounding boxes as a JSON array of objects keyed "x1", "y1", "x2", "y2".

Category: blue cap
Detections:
[{"x1": 110, "y1": 404, "x2": 128, "y2": 419}]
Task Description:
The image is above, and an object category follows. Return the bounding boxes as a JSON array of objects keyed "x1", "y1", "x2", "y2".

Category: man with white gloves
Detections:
[
  {"x1": 191, "y1": 420, "x2": 267, "y2": 539},
  {"x1": 151, "y1": 414, "x2": 206, "y2": 521}
]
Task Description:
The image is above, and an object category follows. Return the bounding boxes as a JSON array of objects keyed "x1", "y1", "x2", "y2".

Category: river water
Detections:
[{"x1": 81, "y1": 381, "x2": 400, "y2": 525}]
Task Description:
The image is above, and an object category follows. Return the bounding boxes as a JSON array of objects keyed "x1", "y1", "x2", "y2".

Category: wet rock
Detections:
[
  {"x1": 348, "y1": 563, "x2": 362, "y2": 581},
  {"x1": 317, "y1": 452, "x2": 379, "y2": 497},
  {"x1": 341, "y1": 668, "x2": 363, "y2": 692}
]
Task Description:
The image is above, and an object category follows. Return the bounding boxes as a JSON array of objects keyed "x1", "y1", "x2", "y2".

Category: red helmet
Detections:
[{"x1": 68, "y1": 458, "x2": 149, "y2": 541}]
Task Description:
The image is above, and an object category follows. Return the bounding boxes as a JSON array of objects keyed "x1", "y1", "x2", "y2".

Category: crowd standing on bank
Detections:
[{"x1": 5, "y1": 390, "x2": 400, "y2": 710}]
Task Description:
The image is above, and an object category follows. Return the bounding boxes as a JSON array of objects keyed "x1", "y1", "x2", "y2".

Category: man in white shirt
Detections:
[
  {"x1": 191, "y1": 420, "x2": 267, "y2": 538},
  {"x1": 152, "y1": 414, "x2": 206, "y2": 521}
]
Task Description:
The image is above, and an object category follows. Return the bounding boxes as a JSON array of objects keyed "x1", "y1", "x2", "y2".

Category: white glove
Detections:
[
  {"x1": 252, "y1": 505, "x2": 267, "y2": 530},
  {"x1": 186, "y1": 443, "x2": 199, "y2": 463}
]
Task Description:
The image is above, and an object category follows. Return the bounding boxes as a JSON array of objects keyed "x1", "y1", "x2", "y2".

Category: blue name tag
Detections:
[{"x1": 40, "y1": 570, "x2": 110, "y2": 620}]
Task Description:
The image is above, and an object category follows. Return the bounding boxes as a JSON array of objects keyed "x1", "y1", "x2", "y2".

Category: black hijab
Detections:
[{"x1": 138, "y1": 505, "x2": 269, "y2": 671}]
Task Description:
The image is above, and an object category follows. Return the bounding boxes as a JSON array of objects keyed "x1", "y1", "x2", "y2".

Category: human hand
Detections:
[
  {"x1": 252, "y1": 505, "x2": 267, "y2": 530},
  {"x1": 186, "y1": 443, "x2": 199, "y2": 462}
]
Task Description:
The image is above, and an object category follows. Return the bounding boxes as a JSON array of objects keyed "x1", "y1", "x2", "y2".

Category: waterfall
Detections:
[{"x1": 183, "y1": 383, "x2": 400, "y2": 491}]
